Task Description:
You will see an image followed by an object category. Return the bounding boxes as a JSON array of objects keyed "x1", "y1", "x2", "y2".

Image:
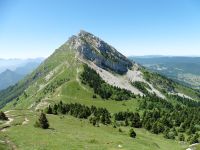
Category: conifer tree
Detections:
[
  {"x1": 178, "y1": 133, "x2": 185, "y2": 141},
  {"x1": 125, "y1": 118, "x2": 129, "y2": 126},
  {"x1": 52, "y1": 104, "x2": 58, "y2": 115},
  {"x1": 0, "y1": 111, "x2": 8, "y2": 120},
  {"x1": 129, "y1": 128, "x2": 136, "y2": 138},
  {"x1": 190, "y1": 133, "x2": 199, "y2": 144},
  {"x1": 46, "y1": 106, "x2": 53, "y2": 114},
  {"x1": 34, "y1": 112, "x2": 49, "y2": 129}
]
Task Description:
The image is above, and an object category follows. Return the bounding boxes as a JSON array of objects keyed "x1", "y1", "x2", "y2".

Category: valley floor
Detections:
[{"x1": 0, "y1": 109, "x2": 191, "y2": 150}]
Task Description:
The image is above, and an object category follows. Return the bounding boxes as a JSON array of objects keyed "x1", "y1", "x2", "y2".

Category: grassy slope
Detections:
[
  {"x1": 0, "y1": 70, "x2": 189, "y2": 149},
  {"x1": 175, "y1": 83, "x2": 200, "y2": 100},
  {"x1": 141, "y1": 67, "x2": 200, "y2": 100},
  {"x1": 196, "y1": 145, "x2": 200, "y2": 150},
  {"x1": 2, "y1": 44, "x2": 77, "y2": 110},
  {"x1": 0, "y1": 75, "x2": 189, "y2": 150},
  {"x1": 1, "y1": 110, "x2": 187, "y2": 150}
]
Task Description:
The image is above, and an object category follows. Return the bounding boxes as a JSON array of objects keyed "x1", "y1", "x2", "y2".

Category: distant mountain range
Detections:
[
  {"x1": 0, "y1": 58, "x2": 44, "y2": 73},
  {"x1": 0, "y1": 69, "x2": 23, "y2": 91},
  {"x1": 0, "y1": 58, "x2": 44, "y2": 90},
  {"x1": 129, "y1": 56, "x2": 200, "y2": 89}
]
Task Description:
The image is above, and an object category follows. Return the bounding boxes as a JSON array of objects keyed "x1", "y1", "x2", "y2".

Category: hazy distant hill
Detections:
[
  {"x1": 129, "y1": 56, "x2": 200, "y2": 89},
  {"x1": 14, "y1": 62, "x2": 43, "y2": 75},
  {"x1": 0, "y1": 58, "x2": 44, "y2": 90},
  {"x1": 0, "y1": 69, "x2": 23, "y2": 90},
  {"x1": 0, "y1": 58, "x2": 44, "y2": 73}
]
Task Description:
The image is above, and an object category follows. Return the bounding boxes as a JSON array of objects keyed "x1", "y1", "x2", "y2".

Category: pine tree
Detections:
[
  {"x1": 131, "y1": 113, "x2": 141, "y2": 128},
  {"x1": 152, "y1": 122, "x2": 159, "y2": 134},
  {"x1": 144, "y1": 121, "x2": 152, "y2": 130},
  {"x1": 178, "y1": 133, "x2": 185, "y2": 141},
  {"x1": 0, "y1": 111, "x2": 8, "y2": 120},
  {"x1": 178, "y1": 124, "x2": 185, "y2": 133},
  {"x1": 187, "y1": 125, "x2": 196, "y2": 135},
  {"x1": 118, "y1": 128, "x2": 122, "y2": 132},
  {"x1": 35, "y1": 112, "x2": 49, "y2": 129},
  {"x1": 157, "y1": 122, "x2": 164, "y2": 133},
  {"x1": 163, "y1": 128, "x2": 170, "y2": 139},
  {"x1": 187, "y1": 135, "x2": 193, "y2": 143},
  {"x1": 129, "y1": 128, "x2": 136, "y2": 138},
  {"x1": 52, "y1": 104, "x2": 58, "y2": 115},
  {"x1": 125, "y1": 118, "x2": 129, "y2": 126},
  {"x1": 105, "y1": 116, "x2": 111, "y2": 125},
  {"x1": 167, "y1": 131, "x2": 175, "y2": 139},
  {"x1": 151, "y1": 121, "x2": 164, "y2": 134},
  {"x1": 57, "y1": 101, "x2": 66, "y2": 114},
  {"x1": 89, "y1": 116, "x2": 97, "y2": 126},
  {"x1": 171, "y1": 127, "x2": 178, "y2": 136},
  {"x1": 189, "y1": 133, "x2": 199, "y2": 144},
  {"x1": 100, "y1": 114, "x2": 106, "y2": 124},
  {"x1": 46, "y1": 106, "x2": 53, "y2": 114}
]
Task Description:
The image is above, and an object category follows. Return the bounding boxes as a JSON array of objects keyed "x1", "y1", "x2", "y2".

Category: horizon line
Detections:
[{"x1": 2, "y1": 55, "x2": 200, "y2": 60}]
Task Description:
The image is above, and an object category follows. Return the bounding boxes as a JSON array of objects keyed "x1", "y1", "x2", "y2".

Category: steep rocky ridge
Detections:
[
  {"x1": 68, "y1": 30, "x2": 132, "y2": 74},
  {"x1": 68, "y1": 30, "x2": 165, "y2": 98}
]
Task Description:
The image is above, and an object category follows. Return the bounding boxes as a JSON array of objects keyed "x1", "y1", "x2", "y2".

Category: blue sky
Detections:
[{"x1": 1, "y1": 0, "x2": 200, "y2": 58}]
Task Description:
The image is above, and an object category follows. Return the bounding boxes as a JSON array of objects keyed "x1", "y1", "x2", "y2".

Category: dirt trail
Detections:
[
  {"x1": 4, "y1": 111, "x2": 14, "y2": 125},
  {"x1": 0, "y1": 111, "x2": 14, "y2": 131},
  {"x1": 0, "y1": 139, "x2": 17, "y2": 150},
  {"x1": 5, "y1": 139, "x2": 18, "y2": 150},
  {"x1": 22, "y1": 117, "x2": 29, "y2": 125},
  {"x1": 4, "y1": 118, "x2": 14, "y2": 126},
  {"x1": 186, "y1": 143, "x2": 200, "y2": 150},
  {"x1": 0, "y1": 110, "x2": 18, "y2": 149},
  {"x1": 0, "y1": 140, "x2": 6, "y2": 144},
  {"x1": 4, "y1": 110, "x2": 14, "y2": 114}
]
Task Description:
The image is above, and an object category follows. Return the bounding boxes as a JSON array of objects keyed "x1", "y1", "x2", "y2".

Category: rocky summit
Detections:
[{"x1": 68, "y1": 30, "x2": 132, "y2": 74}]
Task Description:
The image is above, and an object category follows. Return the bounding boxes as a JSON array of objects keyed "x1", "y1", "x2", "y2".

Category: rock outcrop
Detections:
[{"x1": 68, "y1": 30, "x2": 132, "y2": 74}]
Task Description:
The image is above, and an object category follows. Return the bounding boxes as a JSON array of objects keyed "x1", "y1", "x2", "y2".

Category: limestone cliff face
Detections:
[{"x1": 67, "y1": 30, "x2": 132, "y2": 74}]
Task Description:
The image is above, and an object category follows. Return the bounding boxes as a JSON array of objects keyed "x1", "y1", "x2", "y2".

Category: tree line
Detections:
[
  {"x1": 80, "y1": 64, "x2": 135, "y2": 101},
  {"x1": 132, "y1": 81, "x2": 150, "y2": 96},
  {"x1": 168, "y1": 95, "x2": 200, "y2": 107},
  {"x1": 114, "y1": 111, "x2": 142, "y2": 128},
  {"x1": 139, "y1": 96, "x2": 200, "y2": 144},
  {"x1": 44, "y1": 101, "x2": 137, "y2": 138},
  {"x1": 45, "y1": 101, "x2": 111, "y2": 125}
]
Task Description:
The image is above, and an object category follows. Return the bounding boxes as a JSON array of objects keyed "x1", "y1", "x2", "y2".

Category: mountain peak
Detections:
[
  {"x1": 3, "y1": 69, "x2": 13, "y2": 74},
  {"x1": 78, "y1": 30, "x2": 93, "y2": 37},
  {"x1": 67, "y1": 30, "x2": 132, "y2": 74}
]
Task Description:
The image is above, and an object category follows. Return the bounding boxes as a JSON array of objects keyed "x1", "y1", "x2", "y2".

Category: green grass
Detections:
[
  {"x1": 196, "y1": 144, "x2": 200, "y2": 150},
  {"x1": 175, "y1": 83, "x2": 200, "y2": 100},
  {"x1": 54, "y1": 80, "x2": 139, "y2": 113},
  {"x1": 0, "y1": 72, "x2": 193, "y2": 150},
  {"x1": 0, "y1": 141, "x2": 9, "y2": 150},
  {"x1": 2, "y1": 110, "x2": 187, "y2": 150}
]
